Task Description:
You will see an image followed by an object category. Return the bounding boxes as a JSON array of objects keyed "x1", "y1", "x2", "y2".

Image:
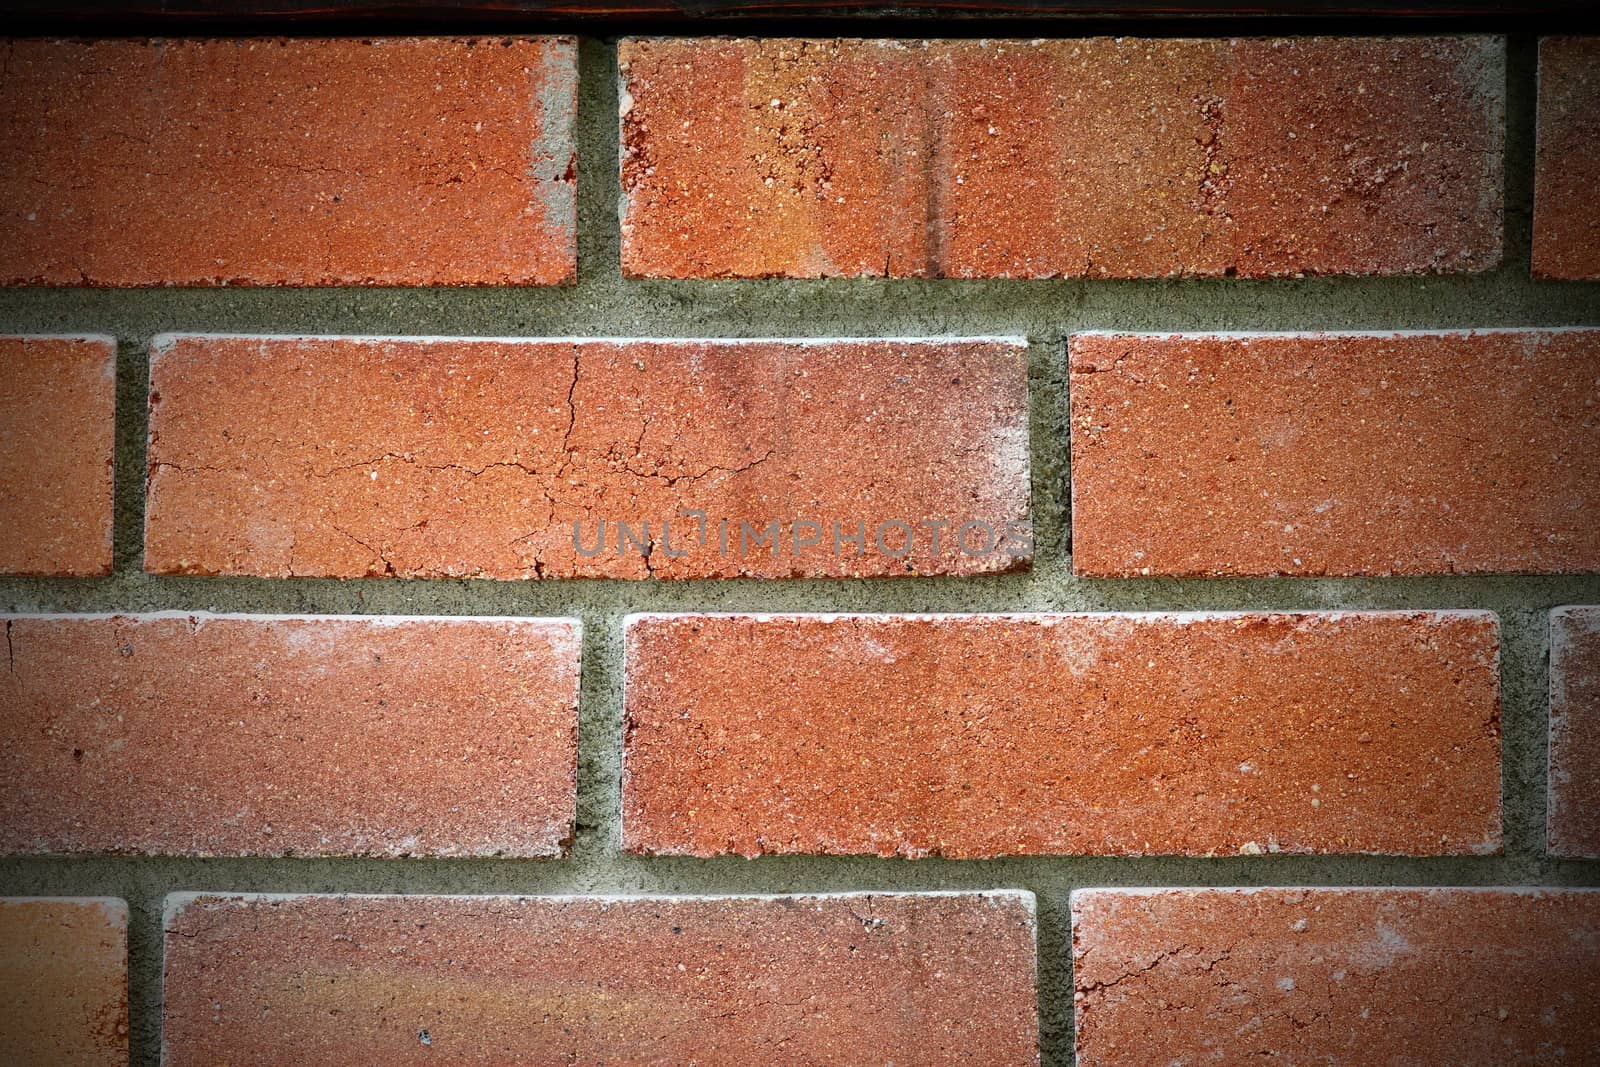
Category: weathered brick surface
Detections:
[
  {"x1": 0, "y1": 613, "x2": 579, "y2": 857},
  {"x1": 620, "y1": 36, "x2": 1503, "y2": 279},
  {"x1": 1534, "y1": 37, "x2": 1600, "y2": 279},
  {"x1": 1070, "y1": 329, "x2": 1600, "y2": 577},
  {"x1": 1073, "y1": 888, "x2": 1600, "y2": 1066},
  {"x1": 0, "y1": 38, "x2": 576, "y2": 287},
  {"x1": 144, "y1": 335, "x2": 1030, "y2": 579},
  {"x1": 162, "y1": 891, "x2": 1039, "y2": 1066},
  {"x1": 0, "y1": 897, "x2": 127, "y2": 1067},
  {"x1": 0, "y1": 336, "x2": 115, "y2": 576},
  {"x1": 1550, "y1": 606, "x2": 1600, "y2": 857},
  {"x1": 623, "y1": 611, "x2": 1501, "y2": 858}
]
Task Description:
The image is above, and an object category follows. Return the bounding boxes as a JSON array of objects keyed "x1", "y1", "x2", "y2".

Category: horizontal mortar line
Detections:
[
  {"x1": 124, "y1": 322, "x2": 1600, "y2": 341},
  {"x1": 2, "y1": 283, "x2": 1596, "y2": 304},
  {"x1": 0, "y1": 276, "x2": 1595, "y2": 306},
  {"x1": 2, "y1": 580, "x2": 1598, "y2": 606},
  {"x1": 3, "y1": 295, "x2": 1598, "y2": 323},
  {"x1": 8, "y1": 320, "x2": 1600, "y2": 348},
  {"x1": 0, "y1": 856, "x2": 1563, "y2": 867},
  {"x1": 3, "y1": 854, "x2": 1596, "y2": 875},
  {"x1": 9, "y1": 864, "x2": 1599, "y2": 906},
  {"x1": 98, "y1": 284, "x2": 1600, "y2": 301}
]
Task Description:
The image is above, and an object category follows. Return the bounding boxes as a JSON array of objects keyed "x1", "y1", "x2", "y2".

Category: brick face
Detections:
[
  {"x1": 0, "y1": 336, "x2": 115, "y2": 576},
  {"x1": 623, "y1": 611, "x2": 1501, "y2": 858},
  {"x1": 0, "y1": 26, "x2": 1593, "y2": 1064},
  {"x1": 1069, "y1": 329, "x2": 1600, "y2": 577},
  {"x1": 0, "y1": 38, "x2": 576, "y2": 287},
  {"x1": 1072, "y1": 888, "x2": 1600, "y2": 1066},
  {"x1": 1534, "y1": 37, "x2": 1600, "y2": 279},
  {"x1": 0, "y1": 613, "x2": 580, "y2": 857},
  {"x1": 162, "y1": 891, "x2": 1039, "y2": 1067},
  {"x1": 144, "y1": 335, "x2": 1030, "y2": 580},
  {"x1": 620, "y1": 36, "x2": 1503, "y2": 279},
  {"x1": 1550, "y1": 606, "x2": 1600, "y2": 858},
  {"x1": 0, "y1": 897, "x2": 127, "y2": 1067}
]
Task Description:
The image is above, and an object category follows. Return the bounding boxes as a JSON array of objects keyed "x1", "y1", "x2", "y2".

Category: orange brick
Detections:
[
  {"x1": 620, "y1": 36, "x2": 1503, "y2": 279},
  {"x1": 1551, "y1": 606, "x2": 1600, "y2": 857},
  {"x1": 162, "y1": 891, "x2": 1039, "y2": 1066},
  {"x1": 0, "y1": 38, "x2": 575, "y2": 286},
  {"x1": 1073, "y1": 888, "x2": 1600, "y2": 1065},
  {"x1": 0, "y1": 897, "x2": 127, "y2": 1067},
  {"x1": 0, "y1": 336, "x2": 115, "y2": 576},
  {"x1": 144, "y1": 335, "x2": 1030, "y2": 579},
  {"x1": 1070, "y1": 329, "x2": 1600, "y2": 577},
  {"x1": 1534, "y1": 37, "x2": 1600, "y2": 279},
  {"x1": 622, "y1": 612, "x2": 1501, "y2": 858},
  {"x1": 0, "y1": 613, "x2": 579, "y2": 857}
]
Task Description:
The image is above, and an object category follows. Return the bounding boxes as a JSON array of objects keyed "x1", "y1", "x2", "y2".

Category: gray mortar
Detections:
[{"x1": 0, "y1": 33, "x2": 1597, "y2": 1067}]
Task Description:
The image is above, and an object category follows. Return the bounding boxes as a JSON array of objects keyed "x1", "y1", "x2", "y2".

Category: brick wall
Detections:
[{"x1": 0, "y1": 26, "x2": 1596, "y2": 1066}]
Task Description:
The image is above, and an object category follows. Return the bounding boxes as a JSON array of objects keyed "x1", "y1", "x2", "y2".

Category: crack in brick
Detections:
[
  {"x1": 1077, "y1": 944, "x2": 1198, "y2": 995},
  {"x1": 330, "y1": 525, "x2": 397, "y2": 578},
  {"x1": 556, "y1": 343, "x2": 581, "y2": 482}
]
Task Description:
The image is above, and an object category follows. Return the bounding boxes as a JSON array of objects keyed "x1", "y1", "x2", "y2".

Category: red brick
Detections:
[
  {"x1": 0, "y1": 336, "x2": 115, "y2": 576},
  {"x1": 1072, "y1": 887, "x2": 1600, "y2": 1066},
  {"x1": 1534, "y1": 38, "x2": 1600, "y2": 279},
  {"x1": 620, "y1": 36, "x2": 1503, "y2": 279},
  {"x1": 144, "y1": 335, "x2": 1030, "y2": 579},
  {"x1": 162, "y1": 891, "x2": 1039, "y2": 1066},
  {"x1": 0, "y1": 897, "x2": 127, "y2": 1067},
  {"x1": 1070, "y1": 329, "x2": 1600, "y2": 577},
  {"x1": 622, "y1": 611, "x2": 1501, "y2": 858},
  {"x1": 0, "y1": 38, "x2": 576, "y2": 287},
  {"x1": 1550, "y1": 606, "x2": 1600, "y2": 857},
  {"x1": 0, "y1": 613, "x2": 579, "y2": 857}
]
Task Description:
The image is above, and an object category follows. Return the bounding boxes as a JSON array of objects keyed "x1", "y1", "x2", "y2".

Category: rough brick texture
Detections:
[
  {"x1": 620, "y1": 36, "x2": 1503, "y2": 279},
  {"x1": 0, "y1": 613, "x2": 579, "y2": 857},
  {"x1": 1534, "y1": 37, "x2": 1600, "y2": 279},
  {"x1": 1073, "y1": 888, "x2": 1600, "y2": 1065},
  {"x1": 162, "y1": 891, "x2": 1038, "y2": 1066},
  {"x1": 1550, "y1": 606, "x2": 1600, "y2": 858},
  {"x1": 0, "y1": 898, "x2": 127, "y2": 1067},
  {"x1": 623, "y1": 611, "x2": 1501, "y2": 858},
  {"x1": 144, "y1": 335, "x2": 1030, "y2": 579},
  {"x1": 0, "y1": 38, "x2": 576, "y2": 287},
  {"x1": 1070, "y1": 329, "x2": 1600, "y2": 577},
  {"x1": 0, "y1": 336, "x2": 115, "y2": 576}
]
